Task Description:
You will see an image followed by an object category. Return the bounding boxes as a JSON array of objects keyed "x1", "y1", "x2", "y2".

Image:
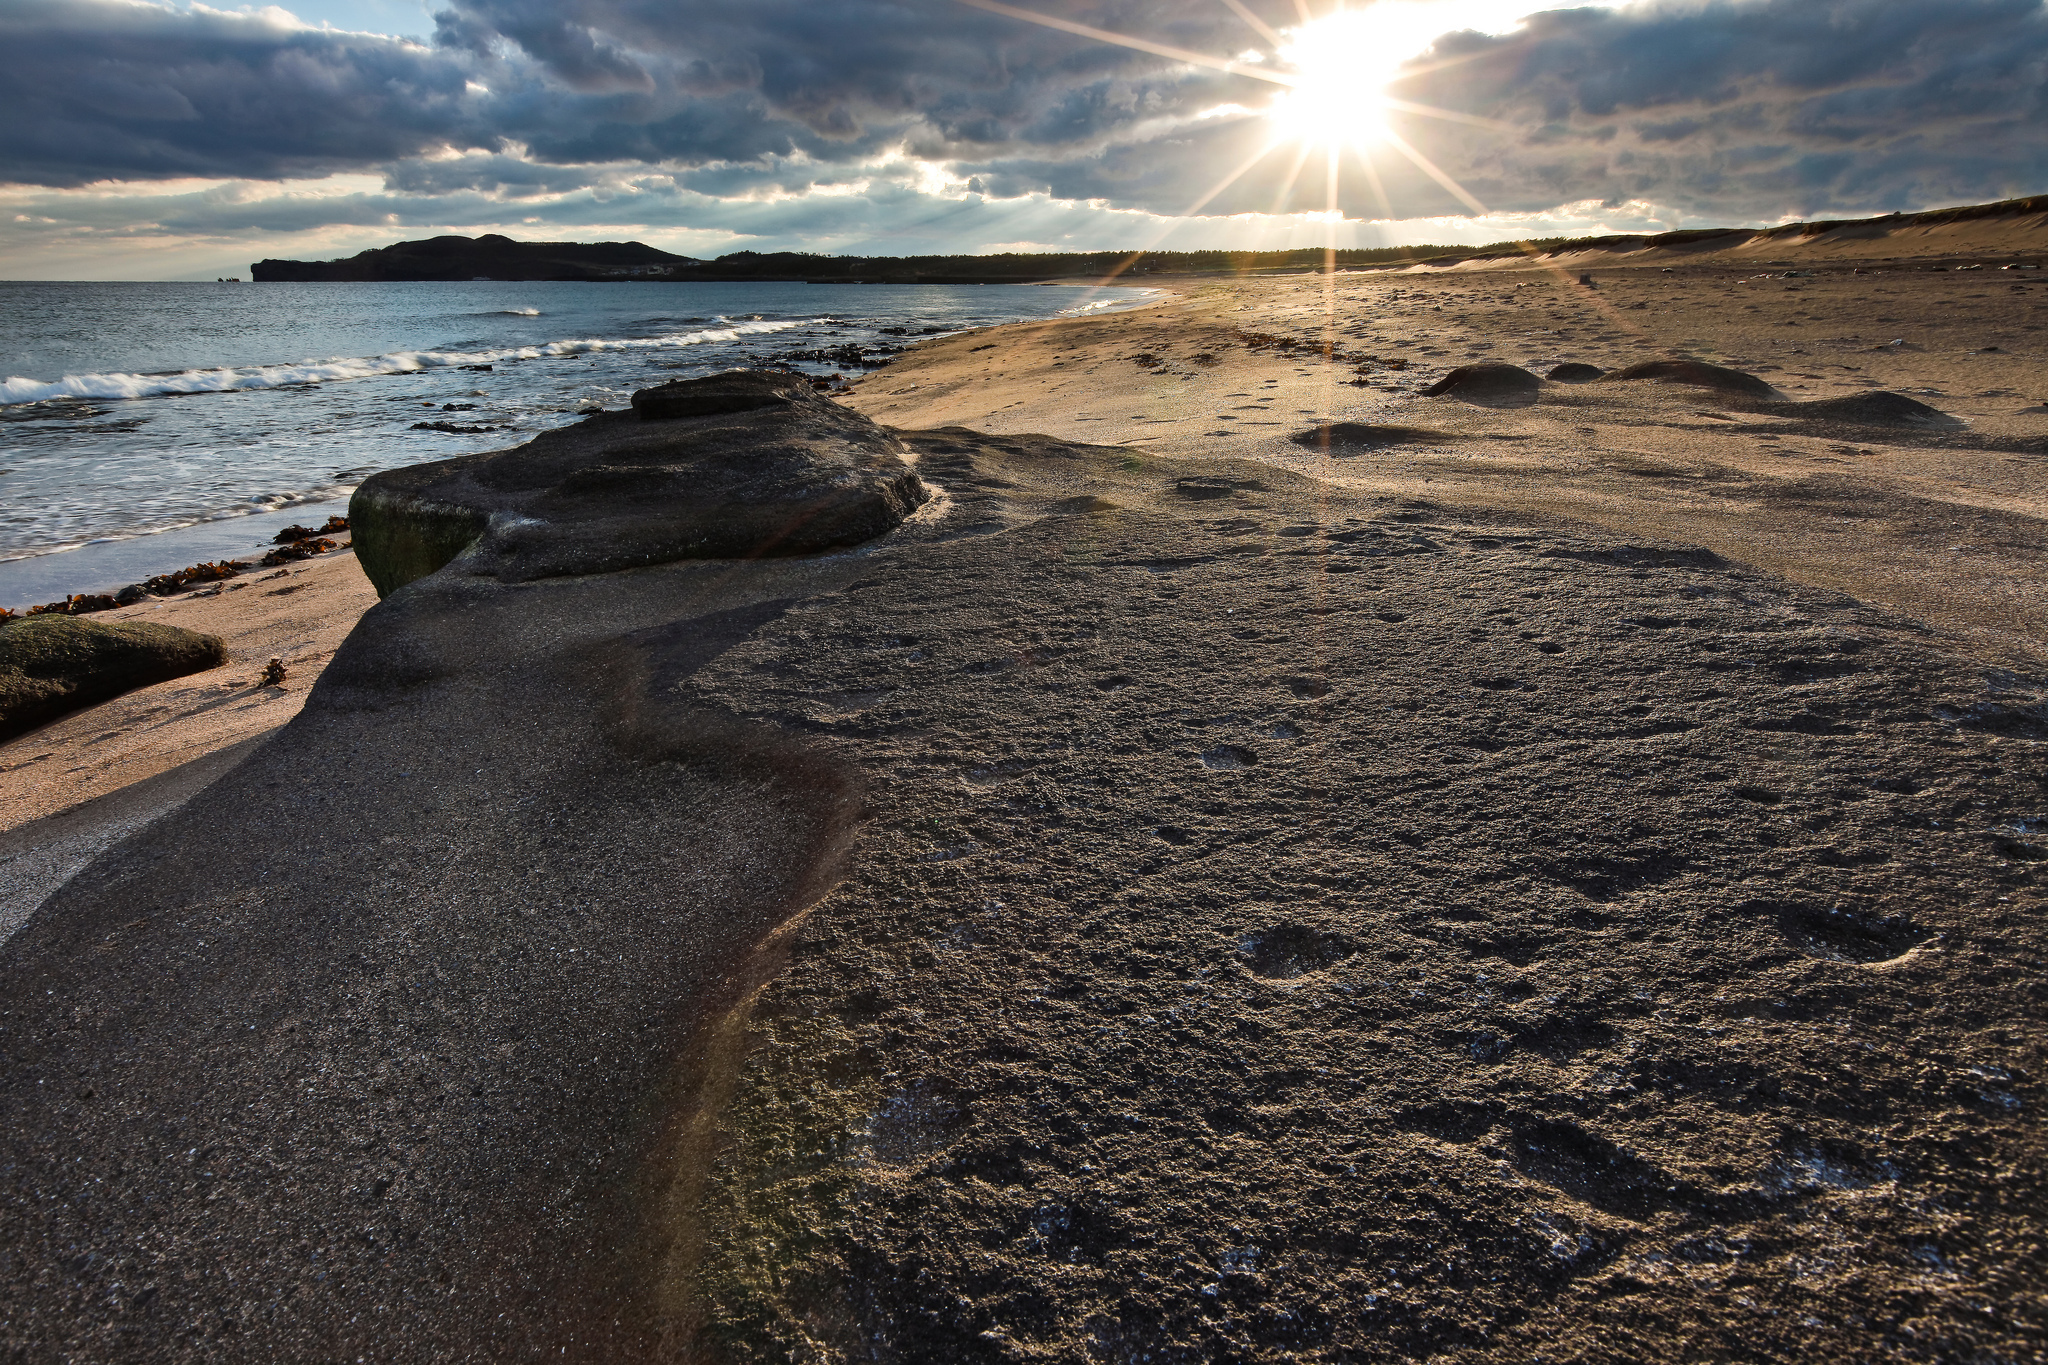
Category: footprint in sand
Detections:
[
  {"x1": 1775, "y1": 903, "x2": 1931, "y2": 963},
  {"x1": 1237, "y1": 924, "x2": 1354, "y2": 979}
]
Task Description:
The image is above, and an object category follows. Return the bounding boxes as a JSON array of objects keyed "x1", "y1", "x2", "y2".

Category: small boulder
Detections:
[
  {"x1": 1772, "y1": 391, "x2": 1963, "y2": 428},
  {"x1": 0, "y1": 615, "x2": 226, "y2": 741},
  {"x1": 1421, "y1": 363, "x2": 1542, "y2": 408},
  {"x1": 1609, "y1": 360, "x2": 1780, "y2": 398},
  {"x1": 1547, "y1": 363, "x2": 1606, "y2": 383}
]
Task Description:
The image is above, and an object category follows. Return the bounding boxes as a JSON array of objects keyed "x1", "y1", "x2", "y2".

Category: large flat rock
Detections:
[{"x1": 350, "y1": 370, "x2": 928, "y2": 596}]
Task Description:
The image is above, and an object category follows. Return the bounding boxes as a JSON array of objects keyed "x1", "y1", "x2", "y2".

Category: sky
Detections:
[{"x1": 3, "y1": 0, "x2": 2045, "y2": 279}]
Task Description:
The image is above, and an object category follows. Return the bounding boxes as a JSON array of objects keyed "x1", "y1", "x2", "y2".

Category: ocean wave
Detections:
[
  {"x1": 0, "y1": 318, "x2": 812, "y2": 406},
  {"x1": 1058, "y1": 292, "x2": 1161, "y2": 316}
]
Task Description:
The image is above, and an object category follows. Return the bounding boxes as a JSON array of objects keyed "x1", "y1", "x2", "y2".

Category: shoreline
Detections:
[
  {"x1": 0, "y1": 546, "x2": 376, "y2": 833},
  {"x1": 0, "y1": 495, "x2": 355, "y2": 612},
  {"x1": 0, "y1": 283, "x2": 1167, "y2": 613},
  {"x1": 4, "y1": 255, "x2": 2043, "y2": 841}
]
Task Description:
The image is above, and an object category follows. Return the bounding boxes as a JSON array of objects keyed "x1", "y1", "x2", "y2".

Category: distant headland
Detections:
[
  {"x1": 249, "y1": 196, "x2": 2048, "y2": 284},
  {"x1": 249, "y1": 234, "x2": 693, "y2": 282}
]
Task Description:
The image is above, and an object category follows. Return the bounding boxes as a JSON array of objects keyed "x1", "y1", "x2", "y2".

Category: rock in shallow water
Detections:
[
  {"x1": 0, "y1": 614, "x2": 225, "y2": 741},
  {"x1": 351, "y1": 370, "x2": 929, "y2": 596}
]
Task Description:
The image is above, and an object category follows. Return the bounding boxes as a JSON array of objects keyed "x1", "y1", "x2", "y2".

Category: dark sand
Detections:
[
  {"x1": 0, "y1": 229, "x2": 2043, "y2": 1363},
  {"x1": 679, "y1": 443, "x2": 2046, "y2": 1365}
]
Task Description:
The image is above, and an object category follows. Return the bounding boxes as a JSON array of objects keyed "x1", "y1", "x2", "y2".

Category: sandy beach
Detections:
[
  {"x1": 10, "y1": 234, "x2": 2044, "y2": 850},
  {"x1": 1, "y1": 222, "x2": 2043, "y2": 1362},
  {"x1": 852, "y1": 252, "x2": 2047, "y2": 668}
]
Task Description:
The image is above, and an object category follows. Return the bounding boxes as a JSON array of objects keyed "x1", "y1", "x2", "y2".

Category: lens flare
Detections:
[{"x1": 1268, "y1": 1, "x2": 1526, "y2": 146}]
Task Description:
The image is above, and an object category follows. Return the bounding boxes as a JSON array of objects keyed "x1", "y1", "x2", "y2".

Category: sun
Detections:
[
  {"x1": 1267, "y1": 12, "x2": 1405, "y2": 144},
  {"x1": 961, "y1": 0, "x2": 1526, "y2": 229},
  {"x1": 1267, "y1": 1, "x2": 1524, "y2": 148}
]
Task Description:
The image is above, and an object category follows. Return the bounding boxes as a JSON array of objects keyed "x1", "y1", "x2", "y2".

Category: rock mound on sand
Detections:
[
  {"x1": 1421, "y1": 362, "x2": 1541, "y2": 407},
  {"x1": 0, "y1": 615, "x2": 225, "y2": 741},
  {"x1": 350, "y1": 370, "x2": 929, "y2": 596},
  {"x1": 1289, "y1": 422, "x2": 1452, "y2": 452},
  {"x1": 1609, "y1": 359, "x2": 1780, "y2": 398},
  {"x1": 1547, "y1": 362, "x2": 1606, "y2": 383},
  {"x1": 1774, "y1": 390, "x2": 1964, "y2": 428}
]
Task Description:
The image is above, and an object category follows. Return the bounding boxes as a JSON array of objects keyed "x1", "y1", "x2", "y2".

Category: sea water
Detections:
[{"x1": 0, "y1": 279, "x2": 1153, "y2": 605}]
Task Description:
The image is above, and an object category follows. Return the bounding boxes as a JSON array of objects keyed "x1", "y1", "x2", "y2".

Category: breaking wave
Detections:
[
  {"x1": 1059, "y1": 292, "x2": 1162, "y2": 316},
  {"x1": 0, "y1": 317, "x2": 811, "y2": 406}
]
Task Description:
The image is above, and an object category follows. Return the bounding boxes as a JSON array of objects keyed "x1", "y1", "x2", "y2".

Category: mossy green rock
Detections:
[
  {"x1": 346, "y1": 484, "x2": 491, "y2": 598},
  {"x1": 0, "y1": 614, "x2": 226, "y2": 741}
]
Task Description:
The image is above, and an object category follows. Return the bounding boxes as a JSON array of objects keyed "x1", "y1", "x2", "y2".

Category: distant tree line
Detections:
[
  {"x1": 250, "y1": 195, "x2": 2048, "y2": 282},
  {"x1": 680, "y1": 246, "x2": 1477, "y2": 282}
]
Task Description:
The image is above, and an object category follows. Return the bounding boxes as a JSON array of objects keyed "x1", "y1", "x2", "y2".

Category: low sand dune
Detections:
[
  {"x1": 1407, "y1": 195, "x2": 2048, "y2": 272},
  {"x1": 1421, "y1": 362, "x2": 1544, "y2": 407}
]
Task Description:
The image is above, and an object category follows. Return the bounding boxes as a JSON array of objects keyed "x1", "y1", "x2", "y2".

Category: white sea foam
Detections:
[
  {"x1": 1058, "y1": 290, "x2": 1164, "y2": 316},
  {"x1": 0, "y1": 318, "x2": 810, "y2": 406}
]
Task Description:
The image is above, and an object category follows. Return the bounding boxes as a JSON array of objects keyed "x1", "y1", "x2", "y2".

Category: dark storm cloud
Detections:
[
  {"x1": 2, "y1": 0, "x2": 2044, "y2": 224},
  {"x1": 458, "y1": 0, "x2": 1244, "y2": 144},
  {"x1": 1391, "y1": 0, "x2": 2048, "y2": 218},
  {"x1": 0, "y1": 0, "x2": 500, "y2": 186},
  {"x1": 448, "y1": 0, "x2": 1251, "y2": 168},
  {"x1": 0, "y1": 0, "x2": 1249, "y2": 191}
]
